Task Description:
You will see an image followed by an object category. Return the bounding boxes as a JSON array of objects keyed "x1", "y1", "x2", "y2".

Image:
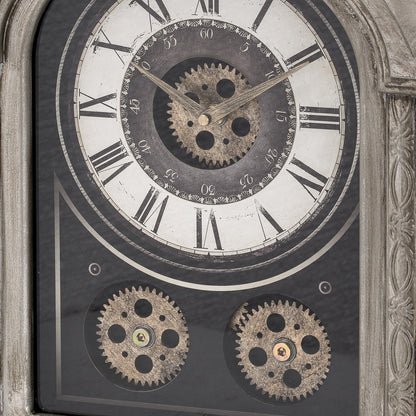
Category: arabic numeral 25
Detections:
[
  {"x1": 164, "y1": 168, "x2": 179, "y2": 183},
  {"x1": 138, "y1": 139, "x2": 151, "y2": 154},
  {"x1": 163, "y1": 35, "x2": 177, "y2": 49},
  {"x1": 200, "y1": 28, "x2": 214, "y2": 39},
  {"x1": 240, "y1": 174, "x2": 254, "y2": 189},
  {"x1": 265, "y1": 148, "x2": 278, "y2": 166},
  {"x1": 129, "y1": 99, "x2": 141, "y2": 115},
  {"x1": 201, "y1": 184, "x2": 216, "y2": 196}
]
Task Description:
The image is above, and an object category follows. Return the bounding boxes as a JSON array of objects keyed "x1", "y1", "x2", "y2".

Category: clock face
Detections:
[
  {"x1": 58, "y1": 0, "x2": 359, "y2": 288},
  {"x1": 36, "y1": 0, "x2": 360, "y2": 413}
]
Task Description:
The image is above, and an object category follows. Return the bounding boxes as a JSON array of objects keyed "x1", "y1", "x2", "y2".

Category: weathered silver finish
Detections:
[{"x1": 0, "y1": 1, "x2": 415, "y2": 415}]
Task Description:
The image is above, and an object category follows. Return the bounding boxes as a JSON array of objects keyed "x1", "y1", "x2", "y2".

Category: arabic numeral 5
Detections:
[
  {"x1": 138, "y1": 139, "x2": 151, "y2": 154},
  {"x1": 129, "y1": 99, "x2": 141, "y2": 115},
  {"x1": 200, "y1": 28, "x2": 214, "y2": 39},
  {"x1": 240, "y1": 42, "x2": 250, "y2": 53},
  {"x1": 163, "y1": 35, "x2": 177, "y2": 49},
  {"x1": 265, "y1": 148, "x2": 278, "y2": 166},
  {"x1": 164, "y1": 168, "x2": 179, "y2": 183},
  {"x1": 240, "y1": 174, "x2": 254, "y2": 189},
  {"x1": 275, "y1": 110, "x2": 288, "y2": 123},
  {"x1": 201, "y1": 184, "x2": 216, "y2": 196}
]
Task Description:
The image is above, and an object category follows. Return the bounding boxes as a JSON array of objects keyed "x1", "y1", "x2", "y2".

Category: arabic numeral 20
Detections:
[
  {"x1": 265, "y1": 148, "x2": 278, "y2": 166},
  {"x1": 201, "y1": 184, "x2": 216, "y2": 196}
]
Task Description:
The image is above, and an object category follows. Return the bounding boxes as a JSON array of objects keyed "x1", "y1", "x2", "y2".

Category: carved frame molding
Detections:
[{"x1": 0, "y1": 0, "x2": 415, "y2": 415}]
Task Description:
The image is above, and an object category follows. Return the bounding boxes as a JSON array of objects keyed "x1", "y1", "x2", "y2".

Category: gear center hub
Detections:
[
  {"x1": 273, "y1": 338, "x2": 297, "y2": 363},
  {"x1": 132, "y1": 325, "x2": 155, "y2": 349}
]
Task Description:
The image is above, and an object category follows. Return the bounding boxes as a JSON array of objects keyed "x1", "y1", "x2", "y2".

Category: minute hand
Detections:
[{"x1": 204, "y1": 61, "x2": 310, "y2": 124}]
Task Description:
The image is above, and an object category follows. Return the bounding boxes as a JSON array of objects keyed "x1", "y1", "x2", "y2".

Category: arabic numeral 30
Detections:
[{"x1": 201, "y1": 184, "x2": 216, "y2": 196}]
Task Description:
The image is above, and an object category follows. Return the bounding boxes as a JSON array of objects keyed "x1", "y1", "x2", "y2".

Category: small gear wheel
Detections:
[
  {"x1": 97, "y1": 286, "x2": 189, "y2": 388},
  {"x1": 168, "y1": 63, "x2": 260, "y2": 168},
  {"x1": 235, "y1": 299, "x2": 331, "y2": 402}
]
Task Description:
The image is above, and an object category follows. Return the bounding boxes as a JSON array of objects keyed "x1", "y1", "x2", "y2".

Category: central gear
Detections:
[
  {"x1": 235, "y1": 299, "x2": 331, "y2": 402},
  {"x1": 168, "y1": 63, "x2": 260, "y2": 168},
  {"x1": 97, "y1": 286, "x2": 189, "y2": 388}
]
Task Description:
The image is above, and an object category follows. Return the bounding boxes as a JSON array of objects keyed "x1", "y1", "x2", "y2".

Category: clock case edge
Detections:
[{"x1": 0, "y1": 0, "x2": 415, "y2": 415}]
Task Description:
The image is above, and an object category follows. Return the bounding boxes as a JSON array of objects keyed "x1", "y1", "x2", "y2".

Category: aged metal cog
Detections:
[
  {"x1": 235, "y1": 299, "x2": 331, "y2": 402},
  {"x1": 167, "y1": 63, "x2": 260, "y2": 168},
  {"x1": 97, "y1": 286, "x2": 189, "y2": 388}
]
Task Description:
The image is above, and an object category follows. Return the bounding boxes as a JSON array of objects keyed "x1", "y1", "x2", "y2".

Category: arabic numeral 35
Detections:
[
  {"x1": 200, "y1": 28, "x2": 214, "y2": 39},
  {"x1": 138, "y1": 139, "x2": 151, "y2": 154},
  {"x1": 240, "y1": 174, "x2": 254, "y2": 189},
  {"x1": 265, "y1": 148, "x2": 278, "y2": 166},
  {"x1": 201, "y1": 184, "x2": 216, "y2": 196},
  {"x1": 163, "y1": 35, "x2": 177, "y2": 49},
  {"x1": 129, "y1": 99, "x2": 141, "y2": 115},
  {"x1": 164, "y1": 168, "x2": 179, "y2": 183}
]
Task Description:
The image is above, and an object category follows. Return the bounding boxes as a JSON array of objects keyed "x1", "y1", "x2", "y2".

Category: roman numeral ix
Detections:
[{"x1": 93, "y1": 30, "x2": 132, "y2": 64}]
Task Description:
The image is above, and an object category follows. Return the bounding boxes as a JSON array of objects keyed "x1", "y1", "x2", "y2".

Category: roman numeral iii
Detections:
[{"x1": 300, "y1": 106, "x2": 341, "y2": 131}]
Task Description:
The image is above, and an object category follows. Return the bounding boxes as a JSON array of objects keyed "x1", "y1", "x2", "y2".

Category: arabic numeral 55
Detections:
[
  {"x1": 138, "y1": 139, "x2": 151, "y2": 154},
  {"x1": 265, "y1": 148, "x2": 278, "y2": 166},
  {"x1": 129, "y1": 99, "x2": 141, "y2": 115},
  {"x1": 200, "y1": 28, "x2": 214, "y2": 39},
  {"x1": 163, "y1": 35, "x2": 177, "y2": 49},
  {"x1": 240, "y1": 174, "x2": 254, "y2": 189},
  {"x1": 201, "y1": 184, "x2": 216, "y2": 196},
  {"x1": 164, "y1": 168, "x2": 179, "y2": 183}
]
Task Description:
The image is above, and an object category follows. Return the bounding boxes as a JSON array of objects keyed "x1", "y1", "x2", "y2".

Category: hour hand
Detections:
[
  {"x1": 201, "y1": 61, "x2": 310, "y2": 125},
  {"x1": 132, "y1": 62, "x2": 203, "y2": 117}
]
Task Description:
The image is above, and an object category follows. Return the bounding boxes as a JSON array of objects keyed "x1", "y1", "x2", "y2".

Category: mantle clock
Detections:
[{"x1": 0, "y1": 0, "x2": 416, "y2": 415}]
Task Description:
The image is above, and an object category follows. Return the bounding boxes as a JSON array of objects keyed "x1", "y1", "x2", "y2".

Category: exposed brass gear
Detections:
[
  {"x1": 167, "y1": 63, "x2": 260, "y2": 168},
  {"x1": 97, "y1": 286, "x2": 189, "y2": 388},
  {"x1": 235, "y1": 299, "x2": 331, "y2": 402}
]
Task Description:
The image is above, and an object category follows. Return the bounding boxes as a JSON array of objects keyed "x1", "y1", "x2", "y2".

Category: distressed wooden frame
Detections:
[{"x1": 0, "y1": 0, "x2": 415, "y2": 415}]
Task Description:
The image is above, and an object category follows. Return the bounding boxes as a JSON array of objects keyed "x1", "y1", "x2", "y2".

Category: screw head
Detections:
[
  {"x1": 198, "y1": 114, "x2": 211, "y2": 126},
  {"x1": 273, "y1": 338, "x2": 297, "y2": 363},
  {"x1": 132, "y1": 326, "x2": 154, "y2": 348}
]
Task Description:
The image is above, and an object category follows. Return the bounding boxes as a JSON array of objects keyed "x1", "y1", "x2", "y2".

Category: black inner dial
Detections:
[{"x1": 121, "y1": 20, "x2": 296, "y2": 205}]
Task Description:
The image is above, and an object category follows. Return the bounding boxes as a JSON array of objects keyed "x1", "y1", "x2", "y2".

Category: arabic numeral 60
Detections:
[{"x1": 200, "y1": 28, "x2": 214, "y2": 39}]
